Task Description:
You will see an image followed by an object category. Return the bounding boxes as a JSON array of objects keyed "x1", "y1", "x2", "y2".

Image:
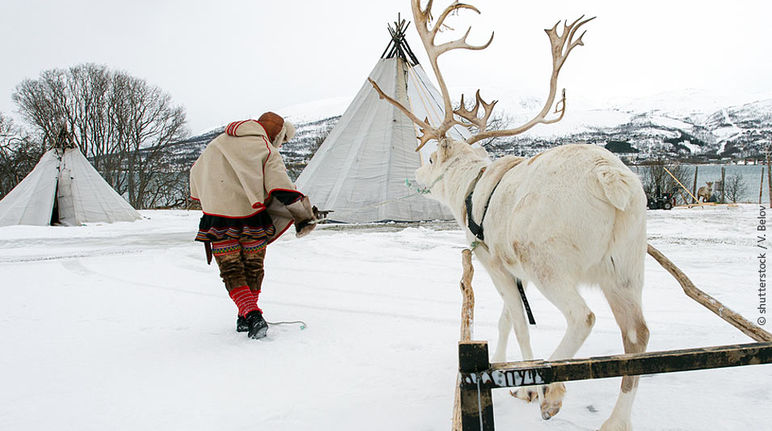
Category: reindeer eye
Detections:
[{"x1": 429, "y1": 155, "x2": 434, "y2": 165}]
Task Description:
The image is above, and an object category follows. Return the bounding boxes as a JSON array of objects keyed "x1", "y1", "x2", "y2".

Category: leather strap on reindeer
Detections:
[
  {"x1": 464, "y1": 165, "x2": 536, "y2": 325},
  {"x1": 464, "y1": 167, "x2": 488, "y2": 240},
  {"x1": 465, "y1": 173, "x2": 505, "y2": 242}
]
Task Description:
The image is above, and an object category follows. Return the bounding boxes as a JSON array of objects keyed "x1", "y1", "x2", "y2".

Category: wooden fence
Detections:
[
  {"x1": 457, "y1": 340, "x2": 772, "y2": 431},
  {"x1": 452, "y1": 247, "x2": 772, "y2": 431}
]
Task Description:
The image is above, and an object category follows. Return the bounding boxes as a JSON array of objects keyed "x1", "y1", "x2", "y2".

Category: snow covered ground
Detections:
[{"x1": 1, "y1": 206, "x2": 770, "y2": 431}]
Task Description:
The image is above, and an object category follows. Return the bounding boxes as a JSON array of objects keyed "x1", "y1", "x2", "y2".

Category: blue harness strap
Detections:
[{"x1": 465, "y1": 166, "x2": 536, "y2": 326}]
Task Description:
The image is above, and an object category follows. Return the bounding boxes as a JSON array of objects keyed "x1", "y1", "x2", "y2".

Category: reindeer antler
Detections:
[
  {"x1": 369, "y1": 0, "x2": 493, "y2": 151},
  {"x1": 368, "y1": 1, "x2": 593, "y2": 150},
  {"x1": 466, "y1": 15, "x2": 594, "y2": 145},
  {"x1": 455, "y1": 90, "x2": 498, "y2": 132}
]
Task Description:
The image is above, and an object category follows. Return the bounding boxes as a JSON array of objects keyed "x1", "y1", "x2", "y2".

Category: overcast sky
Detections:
[{"x1": 1, "y1": 0, "x2": 770, "y2": 134}]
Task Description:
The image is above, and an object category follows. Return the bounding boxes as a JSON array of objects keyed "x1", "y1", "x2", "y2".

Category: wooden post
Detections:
[
  {"x1": 460, "y1": 249, "x2": 475, "y2": 340},
  {"x1": 760, "y1": 166, "x2": 765, "y2": 205},
  {"x1": 692, "y1": 166, "x2": 699, "y2": 204},
  {"x1": 459, "y1": 341, "x2": 495, "y2": 431},
  {"x1": 721, "y1": 167, "x2": 726, "y2": 204},
  {"x1": 453, "y1": 250, "x2": 476, "y2": 431},
  {"x1": 647, "y1": 244, "x2": 772, "y2": 342}
]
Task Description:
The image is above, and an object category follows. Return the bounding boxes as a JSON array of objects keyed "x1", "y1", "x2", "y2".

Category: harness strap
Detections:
[
  {"x1": 464, "y1": 167, "x2": 487, "y2": 240},
  {"x1": 465, "y1": 165, "x2": 536, "y2": 326},
  {"x1": 517, "y1": 278, "x2": 536, "y2": 325}
]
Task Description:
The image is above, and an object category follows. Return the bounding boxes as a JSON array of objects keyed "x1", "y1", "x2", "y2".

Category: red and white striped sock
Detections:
[{"x1": 229, "y1": 286, "x2": 260, "y2": 316}]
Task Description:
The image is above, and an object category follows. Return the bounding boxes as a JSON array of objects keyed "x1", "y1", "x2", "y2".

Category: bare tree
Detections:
[
  {"x1": 0, "y1": 113, "x2": 44, "y2": 198},
  {"x1": 724, "y1": 174, "x2": 746, "y2": 203},
  {"x1": 12, "y1": 64, "x2": 188, "y2": 208},
  {"x1": 109, "y1": 72, "x2": 187, "y2": 207},
  {"x1": 641, "y1": 160, "x2": 692, "y2": 205}
]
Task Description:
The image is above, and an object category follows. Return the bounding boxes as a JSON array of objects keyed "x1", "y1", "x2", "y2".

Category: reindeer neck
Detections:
[{"x1": 442, "y1": 157, "x2": 489, "y2": 222}]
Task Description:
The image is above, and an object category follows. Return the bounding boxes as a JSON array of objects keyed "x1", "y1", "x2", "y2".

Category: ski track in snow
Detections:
[{"x1": 1, "y1": 208, "x2": 771, "y2": 431}]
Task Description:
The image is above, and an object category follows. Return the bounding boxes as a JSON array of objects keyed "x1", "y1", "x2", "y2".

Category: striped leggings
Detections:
[{"x1": 211, "y1": 238, "x2": 266, "y2": 294}]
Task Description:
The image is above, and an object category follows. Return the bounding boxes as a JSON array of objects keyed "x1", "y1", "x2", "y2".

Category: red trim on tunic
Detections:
[
  {"x1": 201, "y1": 207, "x2": 267, "y2": 219},
  {"x1": 268, "y1": 219, "x2": 294, "y2": 245},
  {"x1": 255, "y1": 121, "x2": 269, "y2": 137},
  {"x1": 190, "y1": 196, "x2": 200, "y2": 201},
  {"x1": 265, "y1": 188, "x2": 304, "y2": 204},
  {"x1": 261, "y1": 135, "x2": 271, "y2": 178}
]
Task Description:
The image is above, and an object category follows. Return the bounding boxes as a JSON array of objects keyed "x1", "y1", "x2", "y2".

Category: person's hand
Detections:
[
  {"x1": 295, "y1": 220, "x2": 315, "y2": 238},
  {"x1": 286, "y1": 196, "x2": 318, "y2": 238}
]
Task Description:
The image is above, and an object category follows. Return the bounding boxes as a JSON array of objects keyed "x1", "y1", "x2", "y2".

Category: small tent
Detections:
[
  {"x1": 295, "y1": 17, "x2": 470, "y2": 223},
  {"x1": 0, "y1": 143, "x2": 141, "y2": 226}
]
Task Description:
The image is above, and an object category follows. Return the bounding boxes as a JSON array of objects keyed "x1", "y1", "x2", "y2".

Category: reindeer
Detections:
[
  {"x1": 369, "y1": 2, "x2": 648, "y2": 430},
  {"x1": 697, "y1": 181, "x2": 713, "y2": 202}
]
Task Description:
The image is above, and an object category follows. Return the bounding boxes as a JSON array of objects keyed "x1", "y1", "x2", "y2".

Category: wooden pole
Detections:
[
  {"x1": 721, "y1": 167, "x2": 726, "y2": 204},
  {"x1": 647, "y1": 243, "x2": 772, "y2": 342},
  {"x1": 692, "y1": 165, "x2": 699, "y2": 204},
  {"x1": 663, "y1": 167, "x2": 701, "y2": 205},
  {"x1": 461, "y1": 342, "x2": 772, "y2": 390},
  {"x1": 760, "y1": 166, "x2": 765, "y2": 205},
  {"x1": 453, "y1": 249, "x2": 476, "y2": 431}
]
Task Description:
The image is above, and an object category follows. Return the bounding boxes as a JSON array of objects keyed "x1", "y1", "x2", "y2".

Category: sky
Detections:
[{"x1": 1, "y1": 0, "x2": 771, "y2": 135}]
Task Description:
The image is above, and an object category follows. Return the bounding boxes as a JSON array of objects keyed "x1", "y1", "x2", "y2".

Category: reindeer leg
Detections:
[
  {"x1": 536, "y1": 283, "x2": 595, "y2": 420},
  {"x1": 599, "y1": 280, "x2": 649, "y2": 431},
  {"x1": 479, "y1": 260, "x2": 538, "y2": 402},
  {"x1": 492, "y1": 304, "x2": 511, "y2": 363}
]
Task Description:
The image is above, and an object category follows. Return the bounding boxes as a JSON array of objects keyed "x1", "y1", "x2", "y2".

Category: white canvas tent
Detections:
[
  {"x1": 0, "y1": 146, "x2": 141, "y2": 226},
  {"x1": 296, "y1": 18, "x2": 470, "y2": 223}
]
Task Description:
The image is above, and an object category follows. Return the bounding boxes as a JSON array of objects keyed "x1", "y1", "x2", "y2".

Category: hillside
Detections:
[{"x1": 168, "y1": 95, "x2": 772, "y2": 179}]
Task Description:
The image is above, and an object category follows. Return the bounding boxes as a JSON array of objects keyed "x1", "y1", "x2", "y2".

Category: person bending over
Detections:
[{"x1": 190, "y1": 112, "x2": 317, "y2": 339}]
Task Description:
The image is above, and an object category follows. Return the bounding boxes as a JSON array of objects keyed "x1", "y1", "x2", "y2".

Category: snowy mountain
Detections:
[{"x1": 168, "y1": 93, "x2": 772, "y2": 177}]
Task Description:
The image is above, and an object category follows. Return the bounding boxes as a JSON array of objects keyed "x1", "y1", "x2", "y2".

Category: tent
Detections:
[
  {"x1": 0, "y1": 145, "x2": 141, "y2": 226},
  {"x1": 295, "y1": 17, "x2": 470, "y2": 223}
]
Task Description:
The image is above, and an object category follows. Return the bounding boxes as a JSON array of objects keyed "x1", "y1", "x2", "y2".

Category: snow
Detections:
[
  {"x1": 649, "y1": 114, "x2": 693, "y2": 131},
  {"x1": 1, "y1": 207, "x2": 771, "y2": 430}
]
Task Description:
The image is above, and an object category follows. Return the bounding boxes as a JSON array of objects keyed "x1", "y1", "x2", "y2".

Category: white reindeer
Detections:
[{"x1": 370, "y1": 2, "x2": 648, "y2": 430}]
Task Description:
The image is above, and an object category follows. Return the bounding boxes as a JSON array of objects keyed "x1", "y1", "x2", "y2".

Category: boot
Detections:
[
  {"x1": 246, "y1": 310, "x2": 268, "y2": 339},
  {"x1": 236, "y1": 315, "x2": 248, "y2": 332}
]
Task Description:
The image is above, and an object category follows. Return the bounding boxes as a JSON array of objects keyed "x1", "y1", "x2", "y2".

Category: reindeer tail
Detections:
[{"x1": 595, "y1": 163, "x2": 638, "y2": 211}]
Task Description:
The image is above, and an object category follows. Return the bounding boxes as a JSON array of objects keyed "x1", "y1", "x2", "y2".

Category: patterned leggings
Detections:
[{"x1": 211, "y1": 238, "x2": 266, "y2": 294}]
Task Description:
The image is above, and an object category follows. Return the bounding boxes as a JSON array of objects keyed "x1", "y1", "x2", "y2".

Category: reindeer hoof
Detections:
[
  {"x1": 540, "y1": 402, "x2": 562, "y2": 420},
  {"x1": 540, "y1": 382, "x2": 566, "y2": 420},
  {"x1": 510, "y1": 387, "x2": 538, "y2": 403}
]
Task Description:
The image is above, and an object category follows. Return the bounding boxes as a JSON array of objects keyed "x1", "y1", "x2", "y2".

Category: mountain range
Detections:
[{"x1": 168, "y1": 91, "x2": 772, "y2": 180}]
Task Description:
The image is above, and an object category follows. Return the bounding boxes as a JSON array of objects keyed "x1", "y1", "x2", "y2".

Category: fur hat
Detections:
[
  {"x1": 273, "y1": 120, "x2": 295, "y2": 147},
  {"x1": 258, "y1": 112, "x2": 295, "y2": 147}
]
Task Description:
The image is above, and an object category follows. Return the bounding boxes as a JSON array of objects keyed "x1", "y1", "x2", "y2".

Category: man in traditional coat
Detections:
[{"x1": 190, "y1": 112, "x2": 317, "y2": 339}]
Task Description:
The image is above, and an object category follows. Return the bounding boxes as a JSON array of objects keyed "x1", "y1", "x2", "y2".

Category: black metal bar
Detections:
[
  {"x1": 459, "y1": 341, "x2": 495, "y2": 431},
  {"x1": 460, "y1": 341, "x2": 772, "y2": 390}
]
